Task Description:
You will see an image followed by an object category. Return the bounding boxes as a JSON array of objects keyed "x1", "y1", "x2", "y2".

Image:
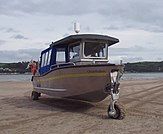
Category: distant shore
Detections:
[{"x1": 0, "y1": 61, "x2": 163, "y2": 74}]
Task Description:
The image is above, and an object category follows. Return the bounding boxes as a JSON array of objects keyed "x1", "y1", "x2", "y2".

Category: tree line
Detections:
[
  {"x1": 0, "y1": 62, "x2": 30, "y2": 74},
  {"x1": 0, "y1": 61, "x2": 163, "y2": 74},
  {"x1": 124, "y1": 61, "x2": 163, "y2": 72}
]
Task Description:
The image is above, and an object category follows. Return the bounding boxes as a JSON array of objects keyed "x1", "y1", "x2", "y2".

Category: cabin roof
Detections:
[{"x1": 50, "y1": 34, "x2": 119, "y2": 47}]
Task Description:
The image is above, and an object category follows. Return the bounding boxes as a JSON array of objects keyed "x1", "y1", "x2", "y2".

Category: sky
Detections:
[{"x1": 0, "y1": 0, "x2": 163, "y2": 63}]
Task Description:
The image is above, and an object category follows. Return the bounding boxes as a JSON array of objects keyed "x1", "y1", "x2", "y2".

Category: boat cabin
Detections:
[{"x1": 39, "y1": 34, "x2": 119, "y2": 75}]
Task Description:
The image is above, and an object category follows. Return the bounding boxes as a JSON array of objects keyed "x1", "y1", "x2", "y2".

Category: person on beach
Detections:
[{"x1": 27, "y1": 60, "x2": 38, "y2": 75}]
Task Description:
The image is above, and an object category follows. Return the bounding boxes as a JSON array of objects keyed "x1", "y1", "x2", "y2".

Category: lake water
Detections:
[
  {"x1": 0, "y1": 74, "x2": 32, "y2": 82},
  {"x1": 0, "y1": 73, "x2": 163, "y2": 82},
  {"x1": 122, "y1": 72, "x2": 163, "y2": 80}
]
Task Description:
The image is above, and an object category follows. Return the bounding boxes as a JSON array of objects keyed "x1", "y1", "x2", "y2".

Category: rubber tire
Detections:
[
  {"x1": 31, "y1": 91, "x2": 39, "y2": 100},
  {"x1": 38, "y1": 93, "x2": 41, "y2": 97},
  {"x1": 108, "y1": 103, "x2": 125, "y2": 120}
]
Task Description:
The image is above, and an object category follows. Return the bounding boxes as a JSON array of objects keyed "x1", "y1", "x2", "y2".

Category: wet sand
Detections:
[{"x1": 0, "y1": 79, "x2": 163, "y2": 134}]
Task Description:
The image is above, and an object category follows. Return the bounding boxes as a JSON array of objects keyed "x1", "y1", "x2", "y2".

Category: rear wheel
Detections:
[
  {"x1": 31, "y1": 91, "x2": 40, "y2": 100},
  {"x1": 38, "y1": 93, "x2": 41, "y2": 97},
  {"x1": 108, "y1": 103, "x2": 125, "y2": 120}
]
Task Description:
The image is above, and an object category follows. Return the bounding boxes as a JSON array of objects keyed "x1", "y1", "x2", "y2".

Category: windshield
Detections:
[
  {"x1": 84, "y1": 42, "x2": 107, "y2": 58},
  {"x1": 69, "y1": 44, "x2": 80, "y2": 61}
]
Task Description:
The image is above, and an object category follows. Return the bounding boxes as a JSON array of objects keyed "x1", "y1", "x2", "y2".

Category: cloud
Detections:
[
  {"x1": 0, "y1": 0, "x2": 163, "y2": 33},
  {"x1": 5, "y1": 28, "x2": 18, "y2": 33},
  {"x1": 0, "y1": 49, "x2": 41, "y2": 62},
  {"x1": 0, "y1": 27, "x2": 19, "y2": 33},
  {"x1": 11, "y1": 34, "x2": 28, "y2": 40},
  {"x1": 121, "y1": 57, "x2": 144, "y2": 63},
  {"x1": 109, "y1": 45, "x2": 146, "y2": 56},
  {"x1": 109, "y1": 45, "x2": 163, "y2": 63},
  {"x1": 63, "y1": 33, "x2": 70, "y2": 37},
  {"x1": 0, "y1": 0, "x2": 93, "y2": 16},
  {"x1": 0, "y1": 40, "x2": 6, "y2": 46}
]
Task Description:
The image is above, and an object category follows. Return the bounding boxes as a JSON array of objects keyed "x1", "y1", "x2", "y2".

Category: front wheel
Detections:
[
  {"x1": 108, "y1": 103, "x2": 125, "y2": 120},
  {"x1": 31, "y1": 91, "x2": 40, "y2": 100}
]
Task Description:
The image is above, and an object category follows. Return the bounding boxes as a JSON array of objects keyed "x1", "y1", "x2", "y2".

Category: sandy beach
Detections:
[{"x1": 0, "y1": 79, "x2": 163, "y2": 134}]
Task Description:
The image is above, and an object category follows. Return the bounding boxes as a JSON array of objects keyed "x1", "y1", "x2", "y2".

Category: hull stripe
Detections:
[
  {"x1": 34, "y1": 87, "x2": 66, "y2": 92},
  {"x1": 36, "y1": 72, "x2": 108, "y2": 82}
]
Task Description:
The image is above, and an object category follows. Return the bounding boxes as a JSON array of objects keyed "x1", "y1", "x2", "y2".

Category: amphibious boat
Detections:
[{"x1": 31, "y1": 34, "x2": 125, "y2": 119}]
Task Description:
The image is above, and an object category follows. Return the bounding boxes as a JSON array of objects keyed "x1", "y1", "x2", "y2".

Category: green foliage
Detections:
[
  {"x1": 0, "y1": 61, "x2": 30, "y2": 74},
  {"x1": 125, "y1": 61, "x2": 163, "y2": 72},
  {"x1": 0, "y1": 61, "x2": 163, "y2": 73}
]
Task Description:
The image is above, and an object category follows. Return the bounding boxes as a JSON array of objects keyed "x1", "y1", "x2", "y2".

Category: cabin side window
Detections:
[
  {"x1": 43, "y1": 52, "x2": 47, "y2": 66},
  {"x1": 41, "y1": 53, "x2": 45, "y2": 67},
  {"x1": 44, "y1": 52, "x2": 47, "y2": 66},
  {"x1": 47, "y1": 49, "x2": 52, "y2": 65},
  {"x1": 56, "y1": 48, "x2": 66, "y2": 63},
  {"x1": 69, "y1": 44, "x2": 80, "y2": 62},
  {"x1": 84, "y1": 42, "x2": 107, "y2": 58},
  {"x1": 41, "y1": 49, "x2": 52, "y2": 67}
]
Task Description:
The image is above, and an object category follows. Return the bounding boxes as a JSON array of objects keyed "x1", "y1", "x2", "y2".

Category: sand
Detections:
[{"x1": 0, "y1": 79, "x2": 163, "y2": 134}]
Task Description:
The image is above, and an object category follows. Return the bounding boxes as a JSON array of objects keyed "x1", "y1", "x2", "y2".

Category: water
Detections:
[
  {"x1": 122, "y1": 72, "x2": 163, "y2": 80},
  {"x1": 0, "y1": 73, "x2": 163, "y2": 82},
  {"x1": 0, "y1": 74, "x2": 32, "y2": 82}
]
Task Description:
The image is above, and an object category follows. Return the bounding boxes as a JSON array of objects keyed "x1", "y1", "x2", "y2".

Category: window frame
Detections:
[
  {"x1": 47, "y1": 49, "x2": 52, "y2": 65},
  {"x1": 41, "y1": 53, "x2": 45, "y2": 67},
  {"x1": 56, "y1": 47, "x2": 66, "y2": 63},
  {"x1": 43, "y1": 52, "x2": 48, "y2": 66},
  {"x1": 82, "y1": 41, "x2": 108, "y2": 59},
  {"x1": 69, "y1": 42, "x2": 81, "y2": 62}
]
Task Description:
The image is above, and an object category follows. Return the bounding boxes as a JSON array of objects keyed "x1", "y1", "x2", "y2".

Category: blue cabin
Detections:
[{"x1": 39, "y1": 34, "x2": 119, "y2": 75}]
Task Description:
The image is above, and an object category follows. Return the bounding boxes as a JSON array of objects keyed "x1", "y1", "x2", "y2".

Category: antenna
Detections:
[
  {"x1": 74, "y1": 22, "x2": 80, "y2": 33},
  {"x1": 120, "y1": 60, "x2": 123, "y2": 65}
]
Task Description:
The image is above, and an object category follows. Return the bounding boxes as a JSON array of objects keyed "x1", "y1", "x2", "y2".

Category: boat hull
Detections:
[{"x1": 32, "y1": 64, "x2": 123, "y2": 102}]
